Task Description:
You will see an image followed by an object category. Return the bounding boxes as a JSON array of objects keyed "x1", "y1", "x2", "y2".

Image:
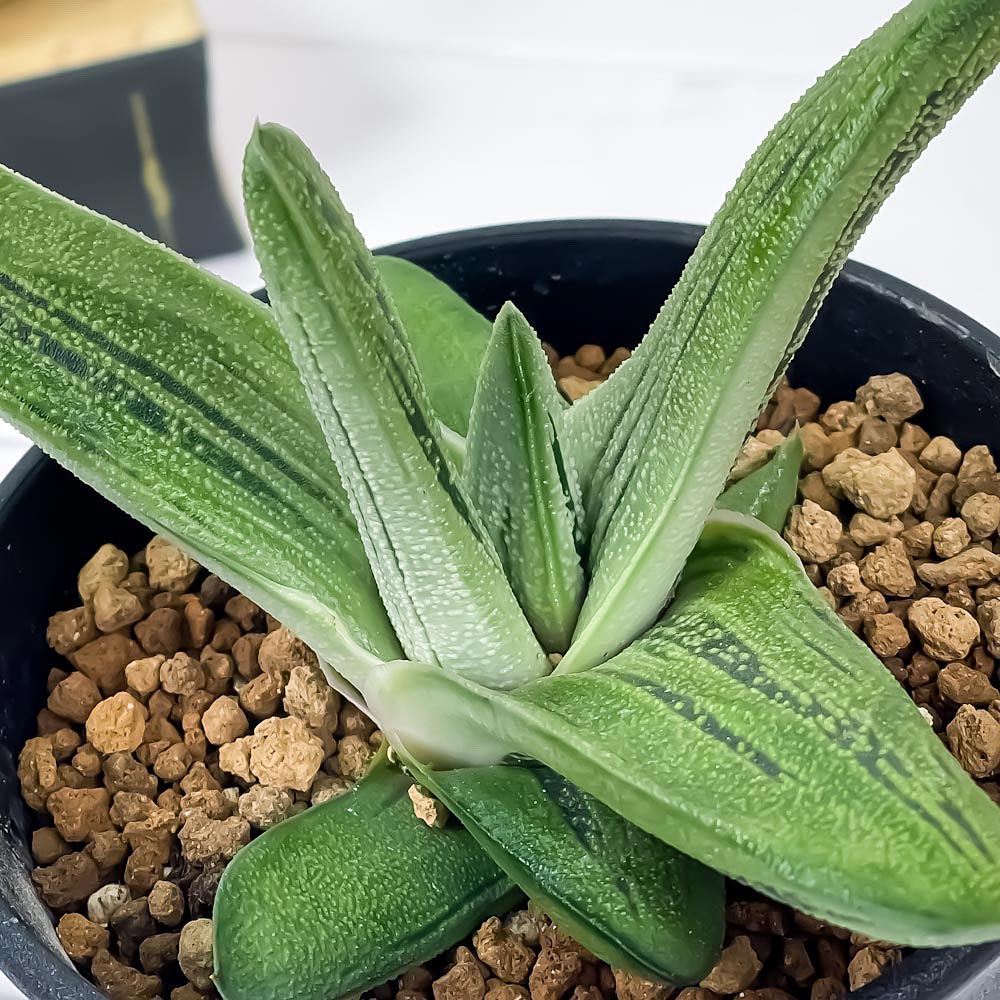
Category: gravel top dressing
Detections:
[
  {"x1": 4, "y1": 3, "x2": 1000, "y2": 997},
  {"x1": 17, "y1": 347, "x2": 1000, "y2": 1000}
]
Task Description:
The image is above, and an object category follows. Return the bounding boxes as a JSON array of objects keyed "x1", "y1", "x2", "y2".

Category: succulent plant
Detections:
[{"x1": 2, "y1": 1, "x2": 1000, "y2": 998}]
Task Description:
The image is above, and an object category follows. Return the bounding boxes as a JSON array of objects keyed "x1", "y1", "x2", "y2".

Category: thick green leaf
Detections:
[
  {"x1": 375, "y1": 255, "x2": 491, "y2": 437},
  {"x1": 559, "y1": 0, "x2": 1000, "y2": 672},
  {"x1": 214, "y1": 757, "x2": 519, "y2": 1000},
  {"x1": 243, "y1": 123, "x2": 548, "y2": 688},
  {"x1": 716, "y1": 435, "x2": 803, "y2": 533},
  {"x1": 363, "y1": 659, "x2": 513, "y2": 769},
  {"x1": 465, "y1": 302, "x2": 584, "y2": 652},
  {"x1": 0, "y1": 164, "x2": 401, "y2": 664},
  {"x1": 513, "y1": 516, "x2": 1000, "y2": 944},
  {"x1": 408, "y1": 757, "x2": 724, "y2": 984},
  {"x1": 371, "y1": 517, "x2": 1000, "y2": 945}
]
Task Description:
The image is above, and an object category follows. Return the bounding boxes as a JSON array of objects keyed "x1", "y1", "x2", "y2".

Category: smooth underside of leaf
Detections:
[
  {"x1": 243, "y1": 123, "x2": 549, "y2": 689},
  {"x1": 376, "y1": 517, "x2": 1000, "y2": 946},
  {"x1": 465, "y1": 302, "x2": 585, "y2": 652},
  {"x1": 559, "y1": 0, "x2": 1000, "y2": 673},
  {"x1": 716, "y1": 435, "x2": 804, "y2": 533},
  {"x1": 363, "y1": 658, "x2": 514, "y2": 769},
  {"x1": 409, "y1": 757, "x2": 724, "y2": 985},
  {"x1": 214, "y1": 760, "x2": 519, "y2": 1000},
  {"x1": 375, "y1": 255, "x2": 492, "y2": 438},
  {"x1": 0, "y1": 164, "x2": 402, "y2": 665}
]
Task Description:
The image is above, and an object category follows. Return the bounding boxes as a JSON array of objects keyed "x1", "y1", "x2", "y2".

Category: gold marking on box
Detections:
[{"x1": 129, "y1": 91, "x2": 177, "y2": 248}]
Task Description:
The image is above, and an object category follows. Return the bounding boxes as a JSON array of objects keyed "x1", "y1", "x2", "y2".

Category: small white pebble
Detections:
[{"x1": 86, "y1": 883, "x2": 131, "y2": 926}]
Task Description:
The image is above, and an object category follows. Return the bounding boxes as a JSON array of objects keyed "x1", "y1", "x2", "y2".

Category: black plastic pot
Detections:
[{"x1": 1, "y1": 220, "x2": 999, "y2": 1000}]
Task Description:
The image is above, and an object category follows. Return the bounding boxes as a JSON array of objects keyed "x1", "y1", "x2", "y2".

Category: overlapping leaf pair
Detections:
[{"x1": 2, "y1": 2, "x2": 1000, "y2": 998}]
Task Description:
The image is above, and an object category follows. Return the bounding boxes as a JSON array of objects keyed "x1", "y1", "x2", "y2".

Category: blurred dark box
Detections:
[{"x1": 0, "y1": 0, "x2": 242, "y2": 260}]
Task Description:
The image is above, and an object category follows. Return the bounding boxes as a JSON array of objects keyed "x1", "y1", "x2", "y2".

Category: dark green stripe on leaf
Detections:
[
  {"x1": 410, "y1": 758, "x2": 723, "y2": 984},
  {"x1": 559, "y1": 0, "x2": 1000, "y2": 673},
  {"x1": 0, "y1": 165, "x2": 401, "y2": 662},
  {"x1": 485, "y1": 517, "x2": 1000, "y2": 945},
  {"x1": 214, "y1": 761, "x2": 518, "y2": 1000}
]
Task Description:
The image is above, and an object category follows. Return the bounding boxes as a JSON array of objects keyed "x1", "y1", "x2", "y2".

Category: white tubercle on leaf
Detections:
[
  {"x1": 558, "y1": 0, "x2": 1000, "y2": 674},
  {"x1": 464, "y1": 301, "x2": 585, "y2": 653},
  {"x1": 242, "y1": 123, "x2": 550, "y2": 690},
  {"x1": 0, "y1": 162, "x2": 403, "y2": 669}
]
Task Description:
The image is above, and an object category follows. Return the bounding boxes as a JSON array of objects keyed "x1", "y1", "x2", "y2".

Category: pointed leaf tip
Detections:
[
  {"x1": 465, "y1": 301, "x2": 585, "y2": 652},
  {"x1": 716, "y1": 433, "x2": 804, "y2": 533},
  {"x1": 243, "y1": 123, "x2": 549, "y2": 688},
  {"x1": 560, "y1": 0, "x2": 1000, "y2": 673}
]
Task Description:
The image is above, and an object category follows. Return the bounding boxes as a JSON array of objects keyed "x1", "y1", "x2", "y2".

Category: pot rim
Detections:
[
  {"x1": 2, "y1": 217, "x2": 998, "y2": 1000},
  {"x1": 381, "y1": 217, "x2": 998, "y2": 375}
]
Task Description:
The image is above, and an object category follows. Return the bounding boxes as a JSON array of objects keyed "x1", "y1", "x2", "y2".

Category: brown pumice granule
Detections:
[{"x1": 19, "y1": 363, "x2": 1000, "y2": 1000}]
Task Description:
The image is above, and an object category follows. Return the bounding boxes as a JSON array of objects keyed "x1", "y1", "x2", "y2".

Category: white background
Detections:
[
  {"x1": 1, "y1": 2, "x2": 999, "y2": 479},
  {"x1": 4, "y1": 3, "x2": 1000, "y2": 997}
]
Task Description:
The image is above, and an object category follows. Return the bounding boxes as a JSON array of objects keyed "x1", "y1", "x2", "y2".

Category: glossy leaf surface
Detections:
[
  {"x1": 411, "y1": 758, "x2": 724, "y2": 984},
  {"x1": 214, "y1": 760, "x2": 519, "y2": 1000},
  {"x1": 716, "y1": 435, "x2": 803, "y2": 533}
]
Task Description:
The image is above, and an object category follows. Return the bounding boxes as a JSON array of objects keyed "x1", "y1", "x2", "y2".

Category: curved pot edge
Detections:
[
  {"x1": 380, "y1": 217, "x2": 999, "y2": 373},
  {"x1": 0, "y1": 899, "x2": 103, "y2": 1000},
  {"x1": 1, "y1": 219, "x2": 997, "y2": 1000}
]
